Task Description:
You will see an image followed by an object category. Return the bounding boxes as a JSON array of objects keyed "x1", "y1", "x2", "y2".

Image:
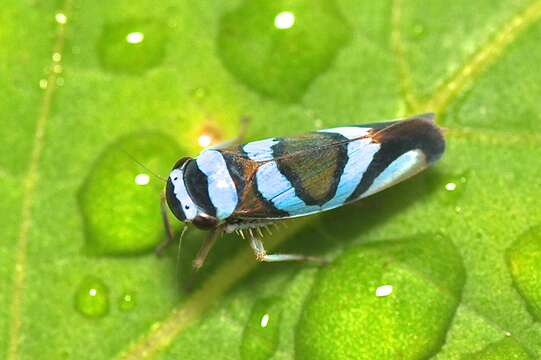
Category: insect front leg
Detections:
[
  {"x1": 192, "y1": 226, "x2": 223, "y2": 271},
  {"x1": 249, "y1": 233, "x2": 328, "y2": 265}
]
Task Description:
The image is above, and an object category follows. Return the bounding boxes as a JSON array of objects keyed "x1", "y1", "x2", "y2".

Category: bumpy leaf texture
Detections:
[{"x1": 1, "y1": 0, "x2": 541, "y2": 359}]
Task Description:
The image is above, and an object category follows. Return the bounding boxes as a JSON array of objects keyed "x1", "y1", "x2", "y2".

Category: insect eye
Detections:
[
  {"x1": 184, "y1": 205, "x2": 190, "y2": 210},
  {"x1": 173, "y1": 177, "x2": 178, "y2": 181}
]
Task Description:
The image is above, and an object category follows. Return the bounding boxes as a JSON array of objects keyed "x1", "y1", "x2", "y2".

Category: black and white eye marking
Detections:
[{"x1": 169, "y1": 169, "x2": 198, "y2": 220}]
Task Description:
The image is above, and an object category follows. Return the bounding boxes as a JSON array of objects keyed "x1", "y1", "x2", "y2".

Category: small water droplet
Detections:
[
  {"x1": 134, "y1": 173, "x2": 150, "y2": 186},
  {"x1": 507, "y1": 225, "x2": 541, "y2": 321},
  {"x1": 240, "y1": 297, "x2": 282, "y2": 360},
  {"x1": 74, "y1": 276, "x2": 109, "y2": 318},
  {"x1": 55, "y1": 12, "x2": 67, "y2": 24},
  {"x1": 442, "y1": 172, "x2": 468, "y2": 205},
  {"x1": 119, "y1": 291, "x2": 136, "y2": 311},
  {"x1": 78, "y1": 133, "x2": 180, "y2": 255},
  {"x1": 126, "y1": 32, "x2": 144, "y2": 44},
  {"x1": 52, "y1": 52, "x2": 62, "y2": 62},
  {"x1": 412, "y1": 23, "x2": 426, "y2": 39},
  {"x1": 218, "y1": 0, "x2": 351, "y2": 102},
  {"x1": 39, "y1": 79, "x2": 48, "y2": 89},
  {"x1": 479, "y1": 106, "x2": 487, "y2": 116},
  {"x1": 430, "y1": 171, "x2": 469, "y2": 207},
  {"x1": 98, "y1": 19, "x2": 167, "y2": 74},
  {"x1": 191, "y1": 87, "x2": 208, "y2": 101},
  {"x1": 274, "y1": 11, "x2": 295, "y2": 29},
  {"x1": 375, "y1": 284, "x2": 393, "y2": 297}
]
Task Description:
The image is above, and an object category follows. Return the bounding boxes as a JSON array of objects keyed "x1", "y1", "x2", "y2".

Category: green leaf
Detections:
[{"x1": 2, "y1": 0, "x2": 541, "y2": 359}]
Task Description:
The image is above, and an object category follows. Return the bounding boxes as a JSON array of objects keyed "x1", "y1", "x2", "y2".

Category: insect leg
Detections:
[
  {"x1": 249, "y1": 235, "x2": 327, "y2": 265},
  {"x1": 155, "y1": 190, "x2": 175, "y2": 256},
  {"x1": 208, "y1": 116, "x2": 250, "y2": 150},
  {"x1": 192, "y1": 226, "x2": 223, "y2": 271}
]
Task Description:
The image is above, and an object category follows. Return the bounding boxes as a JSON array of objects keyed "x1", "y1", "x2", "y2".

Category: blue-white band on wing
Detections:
[
  {"x1": 196, "y1": 150, "x2": 239, "y2": 219},
  {"x1": 318, "y1": 127, "x2": 380, "y2": 209},
  {"x1": 254, "y1": 127, "x2": 382, "y2": 216},
  {"x1": 256, "y1": 161, "x2": 320, "y2": 215},
  {"x1": 243, "y1": 138, "x2": 279, "y2": 161},
  {"x1": 363, "y1": 149, "x2": 426, "y2": 198},
  {"x1": 319, "y1": 126, "x2": 370, "y2": 140},
  {"x1": 323, "y1": 138, "x2": 380, "y2": 208}
]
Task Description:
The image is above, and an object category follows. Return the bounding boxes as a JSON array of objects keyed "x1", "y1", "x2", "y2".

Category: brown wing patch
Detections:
[
  {"x1": 273, "y1": 132, "x2": 348, "y2": 206},
  {"x1": 220, "y1": 150, "x2": 289, "y2": 218}
]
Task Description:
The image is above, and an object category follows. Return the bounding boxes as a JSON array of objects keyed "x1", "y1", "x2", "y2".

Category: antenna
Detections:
[
  {"x1": 121, "y1": 150, "x2": 167, "y2": 182},
  {"x1": 176, "y1": 225, "x2": 189, "y2": 283}
]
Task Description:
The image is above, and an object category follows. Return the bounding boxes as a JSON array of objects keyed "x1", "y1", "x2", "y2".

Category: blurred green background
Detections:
[{"x1": 2, "y1": 0, "x2": 541, "y2": 359}]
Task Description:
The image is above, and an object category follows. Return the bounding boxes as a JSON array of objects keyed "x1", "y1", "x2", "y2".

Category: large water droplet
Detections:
[
  {"x1": 240, "y1": 297, "x2": 282, "y2": 360},
  {"x1": 78, "y1": 133, "x2": 180, "y2": 255},
  {"x1": 98, "y1": 19, "x2": 167, "y2": 74},
  {"x1": 296, "y1": 234, "x2": 465, "y2": 360},
  {"x1": 217, "y1": 0, "x2": 351, "y2": 102},
  {"x1": 74, "y1": 276, "x2": 109, "y2": 318},
  {"x1": 507, "y1": 226, "x2": 541, "y2": 321}
]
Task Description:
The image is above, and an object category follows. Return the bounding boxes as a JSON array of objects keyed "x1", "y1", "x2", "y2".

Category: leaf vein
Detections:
[
  {"x1": 420, "y1": 0, "x2": 541, "y2": 114},
  {"x1": 390, "y1": 0, "x2": 420, "y2": 111},
  {"x1": 7, "y1": 2, "x2": 71, "y2": 359}
]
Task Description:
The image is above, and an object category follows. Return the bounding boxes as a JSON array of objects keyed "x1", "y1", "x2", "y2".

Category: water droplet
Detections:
[
  {"x1": 190, "y1": 87, "x2": 208, "y2": 101},
  {"x1": 134, "y1": 173, "x2": 150, "y2": 186},
  {"x1": 52, "y1": 52, "x2": 62, "y2": 62},
  {"x1": 507, "y1": 225, "x2": 541, "y2": 321},
  {"x1": 119, "y1": 291, "x2": 136, "y2": 311},
  {"x1": 126, "y1": 32, "x2": 144, "y2": 44},
  {"x1": 39, "y1": 79, "x2": 48, "y2": 89},
  {"x1": 274, "y1": 11, "x2": 295, "y2": 29},
  {"x1": 240, "y1": 297, "x2": 282, "y2": 360},
  {"x1": 375, "y1": 284, "x2": 393, "y2": 297},
  {"x1": 411, "y1": 23, "x2": 426, "y2": 39},
  {"x1": 442, "y1": 172, "x2": 468, "y2": 206},
  {"x1": 98, "y1": 19, "x2": 167, "y2": 74},
  {"x1": 296, "y1": 234, "x2": 465, "y2": 359},
  {"x1": 55, "y1": 12, "x2": 67, "y2": 24},
  {"x1": 218, "y1": 0, "x2": 351, "y2": 102},
  {"x1": 78, "y1": 133, "x2": 180, "y2": 255},
  {"x1": 429, "y1": 171, "x2": 469, "y2": 208},
  {"x1": 74, "y1": 276, "x2": 109, "y2": 318}
]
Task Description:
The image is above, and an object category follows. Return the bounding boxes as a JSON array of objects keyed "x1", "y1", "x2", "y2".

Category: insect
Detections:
[{"x1": 160, "y1": 113, "x2": 445, "y2": 271}]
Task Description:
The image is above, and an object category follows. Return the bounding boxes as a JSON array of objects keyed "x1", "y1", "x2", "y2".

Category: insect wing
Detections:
[{"x1": 226, "y1": 113, "x2": 444, "y2": 219}]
